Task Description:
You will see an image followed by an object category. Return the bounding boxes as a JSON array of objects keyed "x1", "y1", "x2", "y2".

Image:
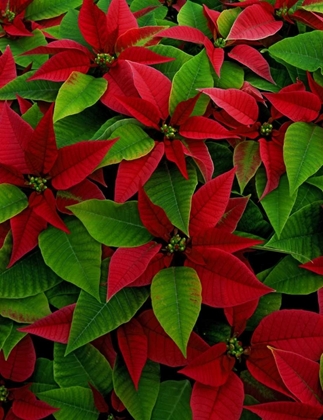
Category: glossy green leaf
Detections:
[
  {"x1": 25, "y1": 0, "x2": 83, "y2": 20},
  {"x1": 68, "y1": 199, "x2": 153, "y2": 247},
  {"x1": 0, "y1": 251, "x2": 62, "y2": 298},
  {"x1": 151, "y1": 380, "x2": 192, "y2": 420},
  {"x1": 268, "y1": 30, "x2": 323, "y2": 72},
  {"x1": 151, "y1": 267, "x2": 201, "y2": 357},
  {"x1": 0, "y1": 184, "x2": 28, "y2": 223},
  {"x1": 246, "y1": 293, "x2": 282, "y2": 331},
  {"x1": 99, "y1": 124, "x2": 155, "y2": 166},
  {"x1": 264, "y1": 201, "x2": 323, "y2": 263},
  {"x1": 170, "y1": 49, "x2": 213, "y2": 116},
  {"x1": 1, "y1": 321, "x2": 26, "y2": 359},
  {"x1": 54, "y1": 343, "x2": 113, "y2": 394},
  {"x1": 46, "y1": 283, "x2": 80, "y2": 309},
  {"x1": 66, "y1": 264, "x2": 149, "y2": 354},
  {"x1": 213, "y1": 61, "x2": 244, "y2": 89},
  {"x1": 39, "y1": 218, "x2": 101, "y2": 300},
  {"x1": 217, "y1": 8, "x2": 240, "y2": 38},
  {"x1": 256, "y1": 170, "x2": 298, "y2": 238},
  {"x1": 59, "y1": 9, "x2": 92, "y2": 48},
  {"x1": 178, "y1": 1, "x2": 212, "y2": 37},
  {"x1": 284, "y1": 122, "x2": 323, "y2": 195},
  {"x1": 264, "y1": 255, "x2": 323, "y2": 294},
  {"x1": 144, "y1": 161, "x2": 197, "y2": 235},
  {"x1": 292, "y1": 183, "x2": 323, "y2": 213},
  {"x1": 113, "y1": 357, "x2": 160, "y2": 420},
  {"x1": 0, "y1": 293, "x2": 51, "y2": 323},
  {"x1": 150, "y1": 45, "x2": 192, "y2": 80},
  {"x1": 36, "y1": 387, "x2": 99, "y2": 420},
  {"x1": 31, "y1": 358, "x2": 58, "y2": 394},
  {"x1": 94, "y1": 117, "x2": 140, "y2": 141},
  {"x1": 0, "y1": 317, "x2": 14, "y2": 350},
  {"x1": 234, "y1": 141, "x2": 261, "y2": 194}
]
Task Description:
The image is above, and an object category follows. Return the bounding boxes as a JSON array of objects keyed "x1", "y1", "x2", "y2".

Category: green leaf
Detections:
[
  {"x1": 264, "y1": 201, "x2": 323, "y2": 263},
  {"x1": 54, "y1": 343, "x2": 112, "y2": 395},
  {"x1": 151, "y1": 380, "x2": 192, "y2": 420},
  {"x1": 217, "y1": 8, "x2": 240, "y2": 38},
  {"x1": 150, "y1": 45, "x2": 192, "y2": 80},
  {"x1": 234, "y1": 141, "x2": 261, "y2": 194},
  {"x1": 213, "y1": 61, "x2": 244, "y2": 89},
  {"x1": 256, "y1": 170, "x2": 298, "y2": 238},
  {"x1": 264, "y1": 255, "x2": 323, "y2": 294},
  {"x1": 0, "y1": 71, "x2": 60, "y2": 101},
  {"x1": 0, "y1": 184, "x2": 28, "y2": 223},
  {"x1": 0, "y1": 293, "x2": 51, "y2": 323},
  {"x1": 1, "y1": 322, "x2": 26, "y2": 358},
  {"x1": 284, "y1": 122, "x2": 323, "y2": 195},
  {"x1": 53, "y1": 72, "x2": 107, "y2": 122},
  {"x1": 151, "y1": 267, "x2": 201, "y2": 357},
  {"x1": 25, "y1": 0, "x2": 83, "y2": 20},
  {"x1": 39, "y1": 218, "x2": 101, "y2": 300},
  {"x1": 98, "y1": 124, "x2": 155, "y2": 166},
  {"x1": 59, "y1": 9, "x2": 92, "y2": 48},
  {"x1": 268, "y1": 30, "x2": 323, "y2": 72},
  {"x1": 170, "y1": 49, "x2": 213, "y2": 116},
  {"x1": 246, "y1": 291, "x2": 281, "y2": 331},
  {"x1": 144, "y1": 161, "x2": 197, "y2": 235},
  {"x1": 68, "y1": 199, "x2": 153, "y2": 247},
  {"x1": 178, "y1": 0, "x2": 212, "y2": 37},
  {"x1": 292, "y1": 182, "x2": 323, "y2": 213},
  {"x1": 22, "y1": 103, "x2": 44, "y2": 128},
  {"x1": 31, "y1": 358, "x2": 58, "y2": 394},
  {"x1": 113, "y1": 357, "x2": 160, "y2": 420},
  {"x1": 36, "y1": 387, "x2": 99, "y2": 420},
  {"x1": 66, "y1": 264, "x2": 149, "y2": 353},
  {"x1": 0, "y1": 251, "x2": 62, "y2": 298},
  {"x1": 46, "y1": 283, "x2": 80, "y2": 309},
  {"x1": 93, "y1": 116, "x2": 139, "y2": 141},
  {"x1": 0, "y1": 317, "x2": 14, "y2": 350}
]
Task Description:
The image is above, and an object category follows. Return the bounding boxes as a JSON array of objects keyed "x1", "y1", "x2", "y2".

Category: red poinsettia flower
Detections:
[
  {"x1": 0, "y1": 103, "x2": 117, "y2": 266},
  {"x1": 0, "y1": 0, "x2": 34, "y2": 37}
]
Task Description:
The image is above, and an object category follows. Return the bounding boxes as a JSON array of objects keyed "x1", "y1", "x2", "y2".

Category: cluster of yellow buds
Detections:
[
  {"x1": 166, "y1": 233, "x2": 187, "y2": 253},
  {"x1": 226, "y1": 337, "x2": 244, "y2": 359},
  {"x1": 214, "y1": 38, "x2": 226, "y2": 48},
  {"x1": 27, "y1": 175, "x2": 48, "y2": 193},
  {"x1": 161, "y1": 123, "x2": 177, "y2": 139},
  {"x1": 94, "y1": 53, "x2": 115, "y2": 70},
  {"x1": 260, "y1": 122, "x2": 273, "y2": 136},
  {"x1": 0, "y1": 385, "x2": 8, "y2": 402},
  {"x1": 1, "y1": 9, "x2": 15, "y2": 22}
]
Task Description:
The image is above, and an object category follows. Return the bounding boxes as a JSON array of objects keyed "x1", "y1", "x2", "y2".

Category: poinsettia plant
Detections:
[{"x1": 1, "y1": 0, "x2": 323, "y2": 419}]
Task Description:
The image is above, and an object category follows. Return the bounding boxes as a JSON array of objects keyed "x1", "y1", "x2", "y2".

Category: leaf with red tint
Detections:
[
  {"x1": 117, "y1": 319, "x2": 148, "y2": 389},
  {"x1": 218, "y1": 196, "x2": 249, "y2": 232},
  {"x1": 292, "y1": 9, "x2": 323, "y2": 30},
  {"x1": 181, "y1": 140, "x2": 214, "y2": 182},
  {"x1": 179, "y1": 115, "x2": 238, "y2": 140},
  {"x1": 8, "y1": 207, "x2": 47, "y2": 268},
  {"x1": 301, "y1": 256, "x2": 323, "y2": 275},
  {"x1": 27, "y1": 50, "x2": 91, "y2": 82},
  {"x1": 263, "y1": 90, "x2": 321, "y2": 122},
  {"x1": 0, "y1": 163, "x2": 25, "y2": 187},
  {"x1": 11, "y1": 386, "x2": 58, "y2": 419},
  {"x1": 203, "y1": 4, "x2": 221, "y2": 38},
  {"x1": 138, "y1": 185, "x2": 173, "y2": 241},
  {"x1": 234, "y1": 140, "x2": 262, "y2": 193},
  {"x1": 114, "y1": 142, "x2": 164, "y2": 203},
  {"x1": 190, "y1": 372, "x2": 244, "y2": 420},
  {"x1": 22, "y1": 39, "x2": 91, "y2": 56},
  {"x1": 259, "y1": 137, "x2": 286, "y2": 199},
  {"x1": 118, "y1": 45, "x2": 174, "y2": 65},
  {"x1": 228, "y1": 44, "x2": 275, "y2": 83},
  {"x1": 29, "y1": 190, "x2": 69, "y2": 233},
  {"x1": 106, "y1": 0, "x2": 138, "y2": 44},
  {"x1": 0, "y1": 46, "x2": 16, "y2": 88},
  {"x1": 0, "y1": 221, "x2": 10, "y2": 249},
  {"x1": 269, "y1": 347, "x2": 323, "y2": 406},
  {"x1": 245, "y1": 401, "x2": 323, "y2": 420},
  {"x1": 186, "y1": 249, "x2": 273, "y2": 307},
  {"x1": 16, "y1": 95, "x2": 32, "y2": 114},
  {"x1": 130, "y1": 253, "x2": 168, "y2": 287},
  {"x1": 18, "y1": 304, "x2": 76, "y2": 344},
  {"x1": 170, "y1": 94, "x2": 201, "y2": 126},
  {"x1": 111, "y1": 390, "x2": 126, "y2": 413},
  {"x1": 92, "y1": 334, "x2": 117, "y2": 368},
  {"x1": 88, "y1": 383, "x2": 109, "y2": 413},
  {"x1": 0, "y1": 103, "x2": 32, "y2": 173},
  {"x1": 200, "y1": 88, "x2": 259, "y2": 125},
  {"x1": 78, "y1": 0, "x2": 111, "y2": 52},
  {"x1": 178, "y1": 342, "x2": 234, "y2": 387},
  {"x1": 251, "y1": 309, "x2": 323, "y2": 360},
  {"x1": 0, "y1": 336, "x2": 35, "y2": 382},
  {"x1": 224, "y1": 298, "x2": 259, "y2": 335},
  {"x1": 138, "y1": 310, "x2": 209, "y2": 367},
  {"x1": 205, "y1": 41, "x2": 225, "y2": 76},
  {"x1": 307, "y1": 72, "x2": 323, "y2": 103},
  {"x1": 189, "y1": 168, "x2": 236, "y2": 237},
  {"x1": 227, "y1": 4, "x2": 283, "y2": 40},
  {"x1": 50, "y1": 139, "x2": 118, "y2": 190},
  {"x1": 115, "y1": 26, "x2": 166, "y2": 53},
  {"x1": 164, "y1": 139, "x2": 188, "y2": 179},
  {"x1": 56, "y1": 179, "x2": 105, "y2": 215},
  {"x1": 156, "y1": 25, "x2": 208, "y2": 46},
  {"x1": 107, "y1": 242, "x2": 162, "y2": 299},
  {"x1": 114, "y1": 96, "x2": 161, "y2": 129}
]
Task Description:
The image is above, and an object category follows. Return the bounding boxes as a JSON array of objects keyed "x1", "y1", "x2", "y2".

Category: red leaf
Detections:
[
  {"x1": 190, "y1": 372, "x2": 244, "y2": 420},
  {"x1": 12, "y1": 387, "x2": 58, "y2": 420},
  {"x1": 50, "y1": 139, "x2": 118, "y2": 190},
  {"x1": 171, "y1": 93, "x2": 201, "y2": 126},
  {"x1": 269, "y1": 347, "x2": 323, "y2": 406},
  {"x1": 79, "y1": 0, "x2": 111, "y2": 52},
  {"x1": 118, "y1": 45, "x2": 174, "y2": 65},
  {"x1": 233, "y1": 140, "x2": 262, "y2": 192},
  {"x1": 189, "y1": 168, "x2": 236, "y2": 237},
  {"x1": 301, "y1": 256, "x2": 323, "y2": 275},
  {"x1": 18, "y1": 304, "x2": 76, "y2": 344},
  {"x1": 245, "y1": 401, "x2": 323, "y2": 420},
  {"x1": 111, "y1": 390, "x2": 126, "y2": 412},
  {"x1": 307, "y1": 72, "x2": 323, "y2": 103},
  {"x1": 181, "y1": 140, "x2": 214, "y2": 182},
  {"x1": 164, "y1": 139, "x2": 188, "y2": 179},
  {"x1": 0, "y1": 336, "x2": 35, "y2": 382},
  {"x1": 130, "y1": 253, "x2": 169, "y2": 287},
  {"x1": 115, "y1": 26, "x2": 166, "y2": 53},
  {"x1": 16, "y1": 95, "x2": 32, "y2": 114},
  {"x1": 186, "y1": 249, "x2": 273, "y2": 307},
  {"x1": 114, "y1": 96, "x2": 161, "y2": 129},
  {"x1": 228, "y1": 44, "x2": 275, "y2": 83},
  {"x1": 224, "y1": 298, "x2": 259, "y2": 335},
  {"x1": 88, "y1": 383, "x2": 109, "y2": 413},
  {"x1": 114, "y1": 141, "x2": 164, "y2": 203},
  {"x1": 106, "y1": 0, "x2": 138, "y2": 44},
  {"x1": 217, "y1": 196, "x2": 249, "y2": 232},
  {"x1": 227, "y1": 4, "x2": 283, "y2": 40},
  {"x1": 92, "y1": 334, "x2": 117, "y2": 368},
  {"x1": 178, "y1": 343, "x2": 234, "y2": 387},
  {"x1": 138, "y1": 310, "x2": 209, "y2": 367},
  {"x1": 156, "y1": 25, "x2": 208, "y2": 46},
  {"x1": 0, "y1": 45, "x2": 16, "y2": 88},
  {"x1": 251, "y1": 309, "x2": 323, "y2": 360},
  {"x1": 138, "y1": 185, "x2": 173, "y2": 241},
  {"x1": 117, "y1": 319, "x2": 148, "y2": 389},
  {"x1": 22, "y1": 39, "x2": 91, "y2": 56},
  {"x1": 8, "y1": 207, "x2": 47, "y2": 267},
  {"x1": 263, "y1": 91, "x2": 321, "y2": 122},
  {"x1": 200, "y1": 88, "x2": 259, "y2": 125},
  {"x1": 0, "y1": 163, "x2": 25, "y2": 187},
  {"x1": 28, "y1": 50, "x2": 91, "y2": 82},
  {"x1": 107, "y1": 242, "x2": 162, "y2": 299},
  {"x1": 179, "y1": 115, "x2": 239, "y2": 140}
]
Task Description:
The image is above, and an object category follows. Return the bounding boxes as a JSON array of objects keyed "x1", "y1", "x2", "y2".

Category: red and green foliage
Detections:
[{"x1": 1, "y1": 0, "x2": 323, "y2": 419}]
